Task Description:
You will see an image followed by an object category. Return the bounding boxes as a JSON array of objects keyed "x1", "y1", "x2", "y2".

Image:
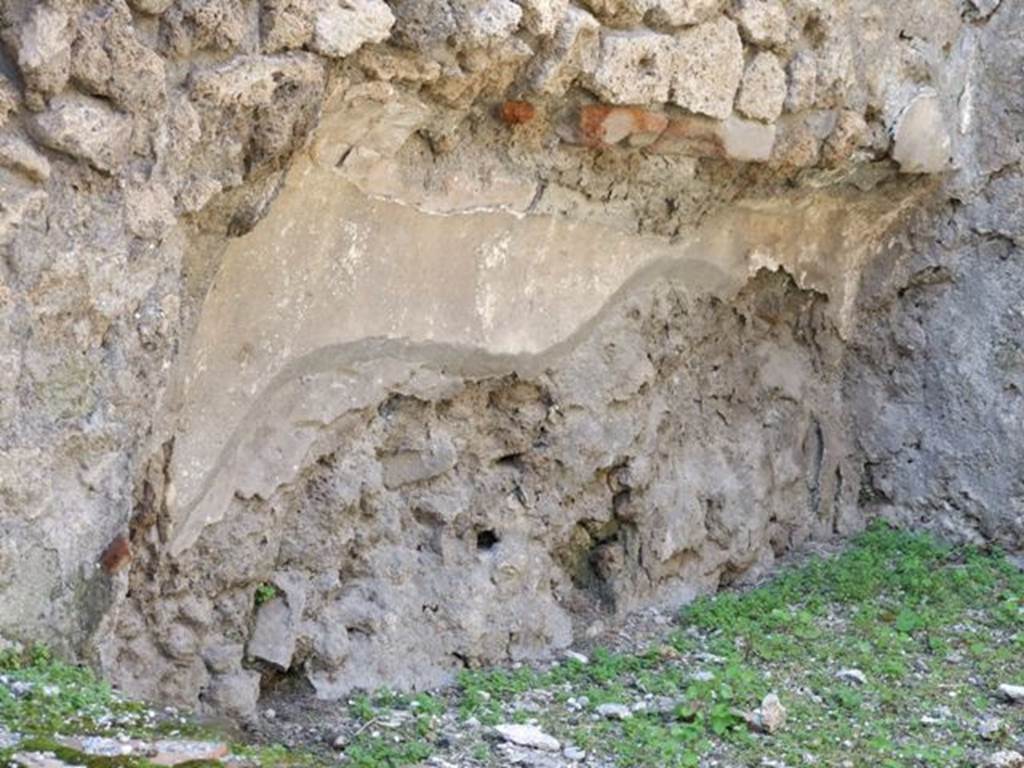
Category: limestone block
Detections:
[
  {"x1": 452, "y1": 0, "x2": 524, "y2": 46},
  {"x1": 588, "y1": 30, "x2": 676, "y2": 104},
  {"x1": 647, "y1": 0, "x2": 726, "y2": 27},
  {"x1": 311, "y1": 0, "x2": 395, "y2": 58},
  {"x1": 71, "y1": 4, "x2": 168, "y2": 112},
  {"x1": 388, "y1": 0, "x2": 457, "y2": 48},
  {"x1": 736, "y1": 51, "x2": 786, "y2": 122},
  {"x1": 891, "y1": 92, "x2": 952, "y2": 174},
  {"x1": 261, "y1": 0, "x2": 315, "y2": 51},
  {"x1": 514, "y1": 0, "x2": 569, "y2": 36},
  {"x1": 732, "y1": 0, "x2": 788, "y2": 48},
  {"x1": 16, "y1": 3, "x2": 72, "y2": 108},
  {"x1": 670, "y1": 17, "x2": 744, "y2": 119},
  {"x1": 27, "y1": 94, "x2": 132, "y2": 173}
]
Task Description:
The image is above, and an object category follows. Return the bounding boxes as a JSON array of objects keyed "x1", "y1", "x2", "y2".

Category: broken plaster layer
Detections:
[{"x1": 166, "y1": 126, "x2": 930, "y2": 557}]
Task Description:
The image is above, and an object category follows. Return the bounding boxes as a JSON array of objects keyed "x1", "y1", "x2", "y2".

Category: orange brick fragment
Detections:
[
  {"x1": 648, "y1": 115, "x2": 726, "y2": 158},
  {"x1": 579, "y1": 105, "x2": 669, "y2": 148},
  {"x1": 499, "y1": 100, "x2": 536, "y2": 125}
]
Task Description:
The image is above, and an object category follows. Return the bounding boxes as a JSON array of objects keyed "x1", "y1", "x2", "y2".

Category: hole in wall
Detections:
[{"x1": 476, "y1": 529, "x2": 500, "y2": 551}]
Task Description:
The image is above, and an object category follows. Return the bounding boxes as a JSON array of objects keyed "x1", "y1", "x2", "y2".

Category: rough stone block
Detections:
[
  {"x1": 736, "y1": 51, "x2": 786, "y2": 122},
  {"x1": 16, "y1": 3, "x2": 72, "y2": 108},
  {"x1": 670, "y1": 16, "x2": 744, "y2": 119},
  {"x1": 261, "y1": 0, "x2": 315, "y2": 52},
  {"x1": 732, "y1": 0, "x2": 788, "y2": 48},
  {"x1": 203, "y1": 671, "x2": 261, "y2": 719},
  {"x1": 247, "y1": 597, "x2": 297, "y2": 669},
  {"x1": 311, "y1": 0, "x2": 396, "y2": 58},
  {"x1": 452, "y1": 0, "x2": 524, "y2": 45},
  {"x1": 647, "y1": 0, "x2": 726, "y2": 27},
  {"x1": 514, "y1": 0, "x2": 569, "y2": 36},
  {"x1": 27, "y1": 94, "x2": 132, "y2": 173},
  {"x1": 891, "y1": 92, "x2": 952, "y2": 174},
  {"x1": 588, "y1": 30, "x2": 676, "y2": 104}
]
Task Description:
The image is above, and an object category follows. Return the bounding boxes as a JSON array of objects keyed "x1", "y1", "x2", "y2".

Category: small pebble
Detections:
[
  {"x1": 836, "y1": 669, "x2": 867, "y2": 685},
  {"x1": 596, "y1": 703, "x2": 632, "y2": 720},
  {"x1": 998, "y1": 683, "x2": 1024, "y2": 703},
  {"x1": 563, "y1": 746, "x2": 586, "y2": 761}
]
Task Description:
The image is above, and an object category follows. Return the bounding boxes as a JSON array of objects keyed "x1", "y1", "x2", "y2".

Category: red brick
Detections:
[
  {"x1": 578, "y1": 105, "x2": 669, "y2": 148},
  {"x1": 647, "y1": 115, "x2": 725, "y2": 158}
]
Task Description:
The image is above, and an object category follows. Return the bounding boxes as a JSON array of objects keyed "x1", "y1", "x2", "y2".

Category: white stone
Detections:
[
  {"x1": 733, "y1": 0, "x2": 788, "y2": 48},
  {"x1": 719, "y1": 114, "x2": 776, "y2": 162},
  {"x1": 27, "y1": 94, "x2": 132, "y2": 174},
  {"x1": 247, "y1": 597, "x2": 297, "y2": 669},
  {"x1": 596, "y1": 703, "x2": 632, "y2": 720},
  {"x1": 647, "y1": 0, "x2": 725, "y2": 27},
  {"x1": 836, "y1": 668, "x2": 867, "y2": 685},
  {"x1": 736, "y1": 51, "x2": 786, "y2": 122},
  {"x1": 494, "y1": 724, "x2": 561, "y2": 752},
  {"x1": 670, "y1": 17, "x2": 744, "y2": 119},
  {"x1": 454, "y1": 0, "x2": 524, "y2": 45},
  {"x1": 891, "y1": 92, "x2": 952, "y2": 175},
  {"x1": 748, "y1": 692, "x2": 786, "y2": 733},
  {"x1": 998, "y1": 683, "x2": 1024, "y2": 703},
  {"x1": 514, "y1": 0, "x2": 569, "y2": 36},
  {"x1": 311, "y1": 0, "x2": 395, "y2": 58},
  {"x1": 987, "y1": 752, "x2": 1024, "y2": 768},
  {"x1": 563, "y1": 746, "x2": 586, "y2": 761},
  {"x1": 588, "y1": 30, "x2": 676, "y2": 104},
  {"x1": 563, "y1": 650, "x2": 589, "y2": 664}
]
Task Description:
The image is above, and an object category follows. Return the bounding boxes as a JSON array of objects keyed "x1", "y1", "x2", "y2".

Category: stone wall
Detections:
[{"x1": 0, "y1": 0, "x2": 1019, "y2": 717}]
